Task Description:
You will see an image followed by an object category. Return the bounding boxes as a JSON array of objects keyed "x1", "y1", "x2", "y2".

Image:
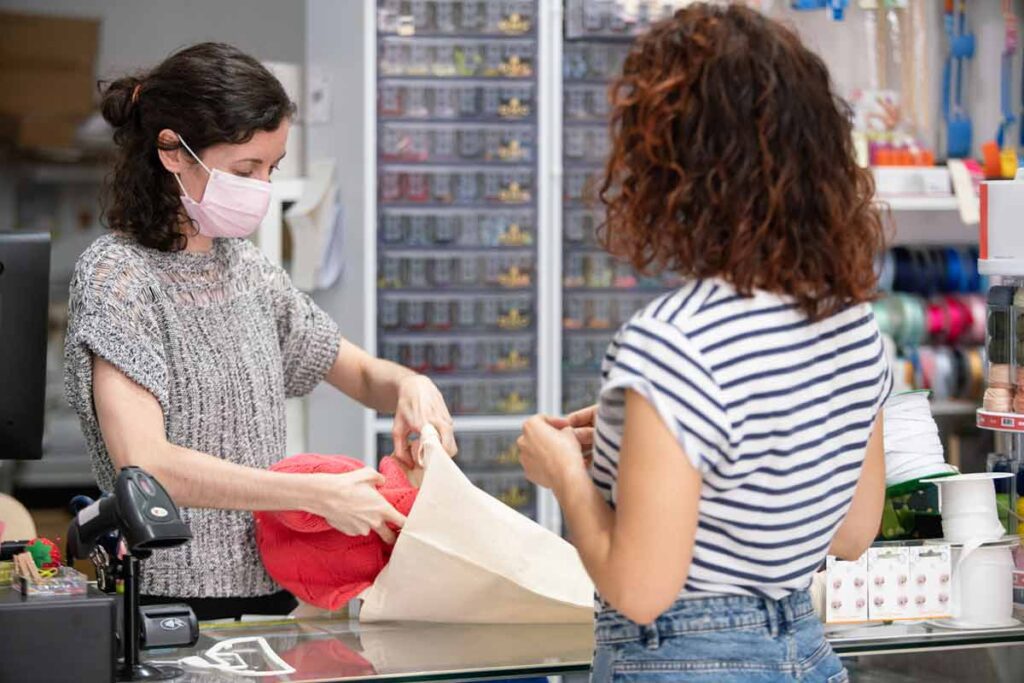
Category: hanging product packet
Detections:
[{"x1": 358, "y1": 424, "x2": 594, "y2": 624}]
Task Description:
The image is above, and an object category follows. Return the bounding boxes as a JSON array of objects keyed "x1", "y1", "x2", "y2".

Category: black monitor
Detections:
[{"x1": 0, "y1": 232, "x2": 50, "y2": 460}]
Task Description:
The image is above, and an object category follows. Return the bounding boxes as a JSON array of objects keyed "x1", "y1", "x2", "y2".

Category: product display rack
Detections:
[
  {"x1": 559, "y1": 0, "x2": 682, "y2": 413},
  {"x1": 975, "y1": 178, "x2": 1024, "y2": 540},
  {"x1": 372, "y1": 0, "x2": 552, "y2": 523}
]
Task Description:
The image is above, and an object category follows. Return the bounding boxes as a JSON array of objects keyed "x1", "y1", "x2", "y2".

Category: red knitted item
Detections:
[{"x1": 254, "y1": 455, "x2": 418, "y2": 610}]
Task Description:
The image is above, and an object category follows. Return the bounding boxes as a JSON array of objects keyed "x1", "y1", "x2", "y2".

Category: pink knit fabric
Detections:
[{"x1": 254, "y1": 455, "x2": 418, "y2": 610}]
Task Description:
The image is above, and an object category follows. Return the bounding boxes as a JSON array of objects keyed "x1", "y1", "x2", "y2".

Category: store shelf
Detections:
[
  {"x1": 378, "y1": 31, "x2": 537, "y2": 40},
  {"x1": 378, "y1": 74, "x2": 533, "y2": 83},
  {"x1": 977, "y1": 409, "x2": 1024, "y2": 432}
]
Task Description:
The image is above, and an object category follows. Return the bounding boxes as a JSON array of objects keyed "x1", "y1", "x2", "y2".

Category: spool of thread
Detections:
[
  {"x1": 949, "y1": 542, "x2": 1018, "y2": 628},
  {"x1": 989, "y1": 363, "x2": 1012, "y2": 387},
  {"x1": 924, "y1": 473, "x2": 1013, "y2": 544},
  {"x1": 1013, "y1": 389, "x2": 1024, "y2": 414},
  {"x1": 985, "y1": 386, "x2": 1014, "y2": 412},
  {"x1": 987, "y1": 286, "x2": 1014, "y2": 365}
]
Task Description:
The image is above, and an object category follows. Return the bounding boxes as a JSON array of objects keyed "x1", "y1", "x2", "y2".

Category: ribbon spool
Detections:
[
  {"x1": 895, "y1": 294, "x2": 926, "y2": 346},
  {"x1": 925, "y1": 302, "x2": 947, "y2": 340},
  {"x1": 932, "y1": 347, "x2": 957, "y2": 400},
  {"x1": 873, "y1": 297, "x2": 905, "y2": 342},
  {"x1": 923, "y1": 473, "x2": 1013, "y2": 544},
  {"x1": 884, "y1": 392, "x2": 956, "y2": 489},
  {"x1": 943, "y1": 248, "x2": 965, "y2": 293},
  {"x1": 917, "y1": 346, "x2": 937, "y2": 390},
  {"x1": 967, "y1": 294, "x2": 987, "y2": 344},
  {"x1": 945, "y1": 296, "x2": 971, "y2": 344},
  {"x1": 941, "y1": 538, "x2": 1020, "y2": 629}
]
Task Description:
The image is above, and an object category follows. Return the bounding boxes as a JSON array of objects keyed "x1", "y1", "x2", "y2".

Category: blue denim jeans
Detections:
[{"x1": 591, "y1": 591, "x2": 847, "y2": 682}]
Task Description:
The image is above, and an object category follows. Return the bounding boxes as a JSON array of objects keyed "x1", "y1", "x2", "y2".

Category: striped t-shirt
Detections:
[{"x1": 593, "y1": 277, "x2": 892, "y2": 600}]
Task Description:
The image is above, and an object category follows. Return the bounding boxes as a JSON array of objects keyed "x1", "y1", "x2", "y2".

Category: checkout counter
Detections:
[{"x1": 138, "y1": 611, "x2": 1024, "y2": 682}]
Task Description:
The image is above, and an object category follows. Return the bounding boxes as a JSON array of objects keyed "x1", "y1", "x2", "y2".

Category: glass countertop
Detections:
[{"x1": 144, "y1": 610, "x2": 1024, "y2": 682}]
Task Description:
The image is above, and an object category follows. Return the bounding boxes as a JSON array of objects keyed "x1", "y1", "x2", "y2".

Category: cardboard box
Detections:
[
  {"x1": 0, "y1": 11, "x2": 100, "y2": 72},
  {"x1": 0, "y1": 10, "x2": 99, "y2": 140},
  {"x1": 17, "y1": 115, "x2": 81, "y2": 149},
  {"x1": 0, "y1": 69, "x2": 95, "y2": 118}
]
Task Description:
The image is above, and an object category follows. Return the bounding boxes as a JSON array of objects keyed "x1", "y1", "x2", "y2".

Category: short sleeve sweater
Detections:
[
  {"x1": 64, "y1": 234, "x2": 341, "y2": 597},
  {"x1": 593, "y1": 278, "x2": 892, "y2": 601}
]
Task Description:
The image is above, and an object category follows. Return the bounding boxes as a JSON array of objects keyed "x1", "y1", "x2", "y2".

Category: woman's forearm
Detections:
[
  {"x1": 326, "y1": 339, "x2": 416, "y2": 413},
  {"x1": 553, "y1": 469, "x2": 619, "y2": 598},
  {"x1": 138, "y1": 442, "x2": 321, "y2": 512}
]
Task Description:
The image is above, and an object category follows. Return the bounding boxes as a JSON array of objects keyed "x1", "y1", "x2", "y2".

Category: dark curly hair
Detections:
[
  {"x1": 599, "y1": 3, "x2": 884, "y2": 320},
  {"x1": 99, "y1": 42, "x2": 295, "y2": 252}
]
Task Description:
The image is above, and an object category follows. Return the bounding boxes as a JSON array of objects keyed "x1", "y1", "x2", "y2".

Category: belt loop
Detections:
[
  {"x1": 641, "y1": 623, "x2": 661, "y2": 650},
  {"x1": 764, "y1": 599, "x2": 780, "y2": 638},
  {"x1": 780, "y1": 595, "x2": 796, "y2": 635}
]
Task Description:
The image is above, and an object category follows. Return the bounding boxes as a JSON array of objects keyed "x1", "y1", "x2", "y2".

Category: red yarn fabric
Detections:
[{"x1": 254, "y1": 455, "x2": 418, "y2": 610}]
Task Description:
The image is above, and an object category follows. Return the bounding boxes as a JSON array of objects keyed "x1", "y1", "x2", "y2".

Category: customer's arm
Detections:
[
  {"x1": 519, "y1": 389, "x2": 700, "y2": 625},
  {"x1": 92, "y1": 356, "x2": 405, "y2": 542},
  {"x1": 324, "y1": 339, "x2": 457, "y2": 465},
  {"x1": 828, "y1": 412, "x2": 885, "y2": 560}
]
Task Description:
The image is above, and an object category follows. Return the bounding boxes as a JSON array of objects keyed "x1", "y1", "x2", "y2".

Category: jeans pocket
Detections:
[{"x1": 826, "y1": 669, "x2": 850, "y2": 683}]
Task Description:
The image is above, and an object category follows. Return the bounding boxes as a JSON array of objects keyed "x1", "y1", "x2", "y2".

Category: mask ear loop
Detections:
[{"x1": 173, "y1": 133, "x2": 212, "y2": 201}]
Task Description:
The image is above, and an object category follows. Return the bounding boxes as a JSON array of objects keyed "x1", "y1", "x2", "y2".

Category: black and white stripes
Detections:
[{"x1": 592, "y1": 278, "x2": 892, "y2": 600}]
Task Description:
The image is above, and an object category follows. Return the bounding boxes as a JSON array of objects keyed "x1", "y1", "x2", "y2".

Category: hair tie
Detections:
[{"x1": 131, "y1": 83, "x2": 142, "y2": 104}]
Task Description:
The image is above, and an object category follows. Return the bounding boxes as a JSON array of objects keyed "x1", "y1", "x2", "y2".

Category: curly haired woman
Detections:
[{"x1": 518, "y1": 5, "x2": 890, "y2": 681}]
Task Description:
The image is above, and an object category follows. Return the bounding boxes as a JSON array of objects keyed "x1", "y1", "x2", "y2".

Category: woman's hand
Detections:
[
  {"x1": 543, "y1": 404, "x2": 597, "y2": 461},
  {"x1": 310, "y1": 468, "x2": 407, "y2": 544},
  {"x1": 392, "y1": 375, "x2": 457, "y2": 467},
  {"x1": 517, "y1": 415, "x2": 589, "y2": 492}
]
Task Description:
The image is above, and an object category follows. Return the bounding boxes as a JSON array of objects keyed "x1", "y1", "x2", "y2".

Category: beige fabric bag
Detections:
[{"x1": 358, "y1": 425, "x2": 595, "y2": 624}]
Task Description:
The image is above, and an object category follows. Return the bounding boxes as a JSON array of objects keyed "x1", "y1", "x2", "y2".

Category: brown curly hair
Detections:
[
  {"x1": 100, "y1": 42, "x2": 295, "y2": 252},
  {"x1": 599, "y1": 3, "x2": 884, "y2": 320}
]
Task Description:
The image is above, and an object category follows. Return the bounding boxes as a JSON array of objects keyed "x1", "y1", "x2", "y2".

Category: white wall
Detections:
[
  {"x1": 304, "y1": 0, "x2": 372, "y2": 458},
  {"x1": 0, "y1": 0, "x2": 306, "y2": 77}
]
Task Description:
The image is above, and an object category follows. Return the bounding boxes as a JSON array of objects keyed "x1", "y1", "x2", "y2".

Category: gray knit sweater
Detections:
[{"x1": 64, "y1": 234, "x2": 341, "y2": 597}]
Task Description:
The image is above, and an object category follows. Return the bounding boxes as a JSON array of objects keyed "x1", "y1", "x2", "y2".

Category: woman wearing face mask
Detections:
[{"x1": 63, "y1": 42, "x2": 457, "y2": 620}]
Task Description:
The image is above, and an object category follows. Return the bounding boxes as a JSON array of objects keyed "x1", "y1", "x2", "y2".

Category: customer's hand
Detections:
[
  {"x1": 392, "y1": 375, "x2": 457, "y2": 467},
  {"x1": 312, "y1": 468, "x2": 406, "y2": 544},
  {"x1": 543, "y1": 404, "x2": 597, "y2": 460},
  {"x1": 518, "y1": 415, "x2": 589, "y2": 492}
]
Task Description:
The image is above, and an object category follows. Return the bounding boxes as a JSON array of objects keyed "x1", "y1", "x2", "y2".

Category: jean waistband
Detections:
[{"x1": 595, "y1": 590, "x2": 815, "y2": 647}]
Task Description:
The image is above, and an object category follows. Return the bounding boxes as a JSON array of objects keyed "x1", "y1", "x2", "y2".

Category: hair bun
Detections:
[{"x1": 100, "y1": 75, "x2": 144, "y2": 129}]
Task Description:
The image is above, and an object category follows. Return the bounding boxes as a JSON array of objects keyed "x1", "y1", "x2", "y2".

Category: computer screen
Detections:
[{"x1": 0, "y1": 232, "x2": 49, "y2": 460}]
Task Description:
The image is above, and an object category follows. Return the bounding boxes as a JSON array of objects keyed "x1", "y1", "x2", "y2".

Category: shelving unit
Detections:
[
  {"x1": 370, "y1": 0, "x2": 548, "y2": 521},
  {"x1": 559, "y1": 1, "x2": 680, "y2": 414}
]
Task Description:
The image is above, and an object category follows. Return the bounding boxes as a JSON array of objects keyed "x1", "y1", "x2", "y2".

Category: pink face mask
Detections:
[{"x1": 173, "y1": 135, "x2": 272, "y2": 239}]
